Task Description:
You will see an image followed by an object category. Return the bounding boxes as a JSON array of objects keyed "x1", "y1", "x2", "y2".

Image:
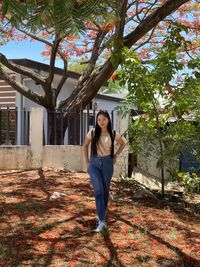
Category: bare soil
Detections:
[{"x1": 0, "y1": 170, "x2": 199, "y2": 267}]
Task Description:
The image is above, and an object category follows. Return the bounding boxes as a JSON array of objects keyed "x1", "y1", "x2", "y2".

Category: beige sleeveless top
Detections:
[{"x1": 86, "y1": 128, "x2": 126, "y2": 156}]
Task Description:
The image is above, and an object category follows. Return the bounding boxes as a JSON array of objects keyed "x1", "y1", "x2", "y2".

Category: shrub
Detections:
[{"x1": 177, "y1": 172, "x2": 200, "y2": 195}]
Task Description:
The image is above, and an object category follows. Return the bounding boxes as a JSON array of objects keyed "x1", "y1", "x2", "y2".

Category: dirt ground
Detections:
[{"x1": 0, "y1": 169, "x2": 200, "y2": 267}]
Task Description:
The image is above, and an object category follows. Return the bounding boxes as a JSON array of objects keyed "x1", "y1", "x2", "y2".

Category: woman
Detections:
[{"x1": 83, "y1": 110, "x2": 126, "y2": 232}]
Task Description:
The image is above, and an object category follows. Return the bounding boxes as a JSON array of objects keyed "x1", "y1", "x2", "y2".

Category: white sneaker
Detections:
[{"x1": 95, "y1": 221, "x2": 107, "y2": 232}]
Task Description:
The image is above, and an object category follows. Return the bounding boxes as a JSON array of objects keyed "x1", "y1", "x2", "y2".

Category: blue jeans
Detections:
[{"x1": 89, "y1": 155, "x2": 114, "y2": 221}]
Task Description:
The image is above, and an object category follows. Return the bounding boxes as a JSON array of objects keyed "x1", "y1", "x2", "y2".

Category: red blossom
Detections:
[
  {"x1": 6, "y1": 29, "x2": 14, "y2": 37},
  {"x1": 67, "y1": 35, "x2": 80, "y2": 41},
  {"x1": 103, "y1": 22, "x2": 115, "y2": 33},
  {"x1": 76, "y1": 49, "x2": 84, "y2": 56},
  {"x1": 99, "y1": 257, "x2": 107, "y2": 263},
  {"x1": 166, "y1": 86, "x2": 173, "y2": 95},
  {"x1": 76, "y1": 0, "x2": 86, "y2": 4},
  {"x1": 111, "y1": 73, "x2": 117, "y2": 80},
  {"x1": 41, "y1": 50, "x2": 51, "y2": 57}
]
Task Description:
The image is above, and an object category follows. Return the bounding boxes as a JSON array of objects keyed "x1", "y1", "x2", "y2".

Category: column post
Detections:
[{"x1": 30, "y1": 107, "x2": 43, "y2": 168}]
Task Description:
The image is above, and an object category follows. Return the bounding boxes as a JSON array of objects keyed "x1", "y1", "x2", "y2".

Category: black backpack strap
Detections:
[
  {"x1": 90, "y1": 129, "x2": 94, "y2": 158},
  {"x1": 113, "y1": 130, "x2": 116, "y2": 140},
  {"x1": 111, "y1": 130, "x2": 116, "y2": 158}
]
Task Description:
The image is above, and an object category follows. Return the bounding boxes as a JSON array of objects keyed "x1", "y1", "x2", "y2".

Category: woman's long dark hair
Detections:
[{"x1": 91, "y1": 110, "x2": 114, "y2": 157}]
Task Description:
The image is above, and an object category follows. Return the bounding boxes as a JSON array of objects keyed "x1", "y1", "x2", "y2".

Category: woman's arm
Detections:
[
  {"x1": 83, "y1": 136, "x2": 91, "y2": 167},
  {"x1": 114, "y1": 135, "x2": 126, "y2": 164}
]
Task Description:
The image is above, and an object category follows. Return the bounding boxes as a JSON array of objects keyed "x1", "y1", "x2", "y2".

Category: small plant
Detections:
[
  {"x1": 0, "y1": 193, "x2": 6, "y2": 200},
  {"x1": 0, "y1": 245, "x2": 9, "y2": 261},
  {"x1": 177, "y1": 172, "x2": 200, "y2": 195},
  {"x1": 14, "y1": 200, "x2": 41, "y2": 214},
  {"x1": 167, "y1": 228, "x2": 178, "y2": 242},
  {"x1": 31, "y1": 156, "x2": 40, "y2": 168},
  {"x1": 16, "y1": 161, "x2": 24, "y2": 169},
  {"x1": 64, "y1": 162, "x2": 69, "y2": 171},
  {"x1": 0, "y1": 244, "x2": 17, "y2": 261},
  {"x1": 72, "y1": 225, "x2": 81, "y2": 236}
]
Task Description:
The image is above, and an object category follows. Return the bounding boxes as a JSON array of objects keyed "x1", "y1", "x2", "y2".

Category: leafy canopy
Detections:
[
  {"x1": 118, "y1": 24, "x2": 200, "y2": 175},
  {"x1": 0, "y1": 0, "x2": 200, "y2": 113},
  {"x1": 0, "y1": 0, "x2": 114, "y2": 35}
]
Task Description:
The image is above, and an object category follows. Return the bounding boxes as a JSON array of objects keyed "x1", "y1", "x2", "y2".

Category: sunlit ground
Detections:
[{"x1": 0, "y1": 170, "x2": 199, "y2": 267}]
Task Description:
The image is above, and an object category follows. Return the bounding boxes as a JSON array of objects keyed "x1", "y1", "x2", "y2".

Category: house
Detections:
[
  {"x1": 0, "y1": 59, "x2": 127, "y2": 145},
  {"x1": 0, "y1": 59, "x2": 129, "y2": 176}
]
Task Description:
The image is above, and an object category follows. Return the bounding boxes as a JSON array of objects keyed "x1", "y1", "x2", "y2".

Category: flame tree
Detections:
[{"x1": 0, "y1": 0, "x2": 199, "y2": 143}]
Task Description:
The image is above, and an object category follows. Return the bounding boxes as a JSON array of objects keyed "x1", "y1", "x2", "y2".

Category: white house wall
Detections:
[
  {"x1": 22, "y1": 75, "x2": 77, "y2": 110},
  {"x1": 88, "y1": 98, "x2": 121, "y2": 132},
  {"x1": 93, "y1": 98, "x2": 118, "y2": 112}
]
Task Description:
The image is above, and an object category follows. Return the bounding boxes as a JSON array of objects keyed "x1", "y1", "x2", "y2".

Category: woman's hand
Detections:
[
  {"x1": 113, "y1": 154, "x2": 119, "y2": 164},
  {"x1": 86, "y1": 161, "x2": 89, "y2": 172},
  {"x1": 83, "y1": 136, "x2": 91, "y2": 172}
]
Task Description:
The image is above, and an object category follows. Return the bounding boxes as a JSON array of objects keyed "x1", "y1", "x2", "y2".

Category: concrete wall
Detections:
[
  {"x1": 132, "y1": 140, "x2": 180, "y2": 188},
  {"x1": 42, "y1": 145, "x2": 83, "y2": 172},
  {"x1": 0, "y1": 146, "x2": 31, "y2": 169},
  {"x1": 132, "y1": 167, "x2": 165, "y2": 190},
  {"x1": 0, "y1": 145, "x2": 84, "y2": 173},
  {"x1": 113, "y1": 145, "x2": 129, "y2": 178}
]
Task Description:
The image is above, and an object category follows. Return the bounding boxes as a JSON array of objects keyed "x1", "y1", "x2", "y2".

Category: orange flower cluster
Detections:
[
  {"x1": 76, "y1": 0, "x2": 86, "y2": 4},
  {"x1": 103, "y1": 23, "x2": 115, "y2": 33}
]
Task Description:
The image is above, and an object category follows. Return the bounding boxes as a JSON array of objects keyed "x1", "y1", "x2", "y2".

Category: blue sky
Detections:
[{"x1": 0, "y1": 39, "x2": 63, "y2": 68}]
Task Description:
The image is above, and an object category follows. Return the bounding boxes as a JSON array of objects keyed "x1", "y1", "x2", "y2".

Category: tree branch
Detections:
[
  {"x1": 133, "y1": 26, "x2": 157, "y2": 52},
  {"x1": 60, "y1": 0, "x2": 190, "y2": 112},
  {"x1": 124, "y1": 0, "x2": 189, "y2": 48},
  {"x1": 0, "y1": 67, "x2": 45, "y2": 106},
  {"x1": 0, "y1": 53, "x2": 46, "y2": 86},
  {"x1": 16, "y1": 28, "x2": 68, "y2": 65},
  {"x1": 55, "y1": 61, "x2": 68, "y2": 99},
  {"x1": 16, "y1": 28, "x2": 52, "y2": 47},
  {"x1": 142, "y1": 1, "x2": 158, "y2": 21},
  {"x1": 3, "y1": 28, "x2": 69, "y2": 108},
  {"x1": 78, "y1": 30, "x2": 107, "y2": 86},
  {"x1": 46, "y1": 36, "x2": 62, "y2": 85},
  {"x1": 113, "y1": 0, "x2": 128, "y2": 51}
]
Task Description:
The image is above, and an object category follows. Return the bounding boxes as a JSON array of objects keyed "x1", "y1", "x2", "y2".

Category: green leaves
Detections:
[
  {"x1": 0, "y1": 0, "x2": 110, "y2": 35},
  {"x1": 188, "y1": 57, "x2": 200, "y2": 79},
  {"x1": 118, "y1": 24, "x2": 200, "y2": 182},
  {"x1": 177, "y1": 172, "x2": 200, "y2": 195}
]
